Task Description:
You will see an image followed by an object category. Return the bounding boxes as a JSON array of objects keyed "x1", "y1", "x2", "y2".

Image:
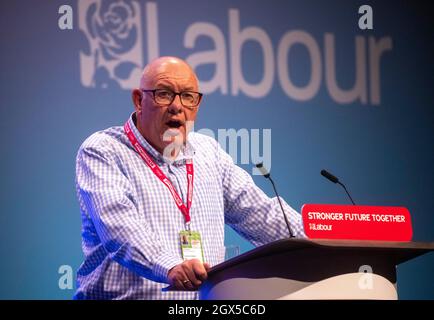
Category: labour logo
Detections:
[{"x1": 78, "y1": 0, "x2": 143, "y2": 89}]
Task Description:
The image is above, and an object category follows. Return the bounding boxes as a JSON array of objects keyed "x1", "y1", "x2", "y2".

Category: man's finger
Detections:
[
  {"x1": 183, "y1": 262, "x2": 202, "y2": 287},
  {"x1": 168, "y1": 265, "x2": 188, "y2": 289},
  {"x1": 203, "y1": 262, "x2": 211, "y2": 272},
  {"x1": 191, "y1": 260, "x2": 208, "y2": 282},
  {"x1": 174, "y1": 277, "x2": 184, "y2": 290},
  {"x1": 180, "y1": 278, "x2": 194, "y2": 290}
]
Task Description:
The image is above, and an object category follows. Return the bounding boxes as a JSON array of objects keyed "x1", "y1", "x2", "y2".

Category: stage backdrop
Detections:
[{"x1": 0, "y1": 0, "x2": 433, "y2": 299}]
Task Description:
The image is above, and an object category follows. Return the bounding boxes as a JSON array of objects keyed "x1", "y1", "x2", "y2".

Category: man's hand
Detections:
[{"x1": 168, "y1": 259, "x2": 211, "y2": 290}]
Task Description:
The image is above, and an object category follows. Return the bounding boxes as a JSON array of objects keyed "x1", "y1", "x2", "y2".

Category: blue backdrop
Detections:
[{"x1": 0, "y1": 0, "x2": 433, "y2": 299}]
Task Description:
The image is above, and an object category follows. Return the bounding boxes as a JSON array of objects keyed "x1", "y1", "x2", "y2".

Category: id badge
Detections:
[{"x1": 179, "y1": 230, "x2": 204, "y2": 263}]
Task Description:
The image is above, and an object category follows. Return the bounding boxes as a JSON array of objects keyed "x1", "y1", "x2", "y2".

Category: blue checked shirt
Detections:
[{"x1": 74, "y1": 114, "x2": 305, "y2": 300}]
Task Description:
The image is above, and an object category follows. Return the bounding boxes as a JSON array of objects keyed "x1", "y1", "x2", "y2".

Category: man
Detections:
[{"x1": 75, "y1": 56, "x2": 305, "y2": 299}]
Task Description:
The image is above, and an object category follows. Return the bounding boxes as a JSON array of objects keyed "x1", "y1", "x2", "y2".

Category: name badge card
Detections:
[{"x1": 179, "y1": 231, "x2": 205, "y2": 263}]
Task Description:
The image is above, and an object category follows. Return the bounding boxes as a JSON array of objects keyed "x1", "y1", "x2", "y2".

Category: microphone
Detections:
[
  {"x1": 256, "y1": 163, "x2": 295, "y2": 238},
  {"x1": 320, "y1": 169, "x2": 356, "y2": 205}
]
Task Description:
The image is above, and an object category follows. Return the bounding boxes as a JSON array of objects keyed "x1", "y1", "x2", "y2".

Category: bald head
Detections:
[
  {"x1": 131, "y1": 56, "x2": 201, "y2": 158},
  {"x1": 140, "y1": 56, "x2": 198, "y2": 90}
]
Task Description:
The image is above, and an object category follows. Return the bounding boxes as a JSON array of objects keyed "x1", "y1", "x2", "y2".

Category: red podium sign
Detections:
[{"x1": 302, "y1": 204, "x2": 412, "y2": 241}]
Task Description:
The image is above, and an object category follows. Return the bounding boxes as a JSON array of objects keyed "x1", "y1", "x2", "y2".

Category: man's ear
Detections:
[{"x1": 132, "y1": 89, "x2": 142, "y2": 113}]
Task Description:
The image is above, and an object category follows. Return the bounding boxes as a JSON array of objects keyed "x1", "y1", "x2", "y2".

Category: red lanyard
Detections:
[{"x1": 124, "y1": 121, "x2": 194, "y2": 225}]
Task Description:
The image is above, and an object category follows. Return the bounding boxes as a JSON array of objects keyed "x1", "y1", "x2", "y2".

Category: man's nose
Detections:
[{"x1": 168, "y1": 94, "x2": 183, "y2": 114}]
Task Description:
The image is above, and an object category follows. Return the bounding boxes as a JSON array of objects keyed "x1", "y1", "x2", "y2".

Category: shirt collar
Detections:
[{"x1": 127, "y1": 112, "x2": 195, "y2": 166}]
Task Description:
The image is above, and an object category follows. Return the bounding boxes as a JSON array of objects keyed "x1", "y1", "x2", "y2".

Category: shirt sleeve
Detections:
[
  {"x1": 215, "y1": 141, "x2": 306, "y2": 247},
  {"x1": 76, "y1": 143, "x2": 183, "y2": 284}
]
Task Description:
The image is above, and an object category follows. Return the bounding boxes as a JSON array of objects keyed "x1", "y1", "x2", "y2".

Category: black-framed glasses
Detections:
[{"x1": 142, "y1": 89, "x2": 203, "y2": 108}]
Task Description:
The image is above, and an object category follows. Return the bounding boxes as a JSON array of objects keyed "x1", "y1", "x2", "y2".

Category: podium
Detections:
[{"x1": 199, "y1": 239, "x2": 434, "y2": 300}]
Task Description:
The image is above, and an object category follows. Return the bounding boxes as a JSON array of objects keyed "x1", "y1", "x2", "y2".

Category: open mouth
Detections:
[{"x1": 166, "y1": 120, "x2": 183, "y2": 129}]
